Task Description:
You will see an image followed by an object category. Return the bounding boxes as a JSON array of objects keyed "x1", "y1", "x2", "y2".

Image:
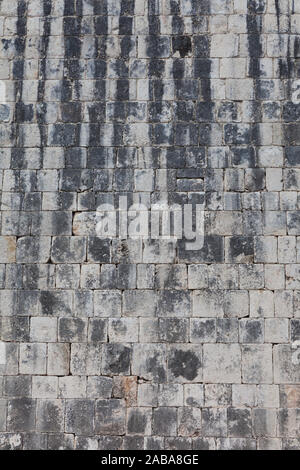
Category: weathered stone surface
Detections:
[
  {"x1": 0, "y1": 0, "x2": 299, "y2": 450},
  {"x1": 204, "y1": 344, "x2": 241, "y2": 383},
  {"x1": 95, "y1": 399, "x2": 126, "y2": 436}
]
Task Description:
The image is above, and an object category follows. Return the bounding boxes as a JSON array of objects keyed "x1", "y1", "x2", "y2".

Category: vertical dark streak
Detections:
[
  {"x1": 37, "y1": 0, "x2": 52, "y2": 166},
  {"x1": 62, "y1": 0, "x2": 83, "y2": 154},
  {"x1": 285, "y1": 7, "x2": 293, "y2": 99},
  {"x1": 148, "y1": 0, "x2": 165, "y2": 206},
  {"x1": 279, "y1": 0, "x2": 296, "y2": 155},
  {"x1": 11, "y1": 0, "x2": 28, "y2": 297},
  {"x1": 170, "y1": 3, "x2": 184, "y2": 213},
  {"x1": 73, "y1": 0, "x2": 83, "y2": 101},
  {"x1": 275, "y1": 0, "x2": 280, "y2": 31},
  {"x1": 115, "y1": 0, "x2": 134, "y2": 139},
  {"x1": 197, "y1": 1, "x2": 211, "y2": 104},
  {"x1": 63, "y1": 0, "x2": 83, "y2": 102},
  {"x1": 91, "y1": 0, "x2": 107, "y2": 151},
  {"x1": 13, "y1": 0, "x2": 28, "y2": 147},
  {"x1": 74, "y1": 0, "x2": 83, "y2": 154},
  {"x1": 199, "y1": 2, "x2": 211, "y2": 228},
  {"x1": 247, "y1": 2, "x2": 264, "y2": 145},
  {"x1": 276, "y1": 1, "x2": 293, "y2": 83},
  {"x1": 38, "y1": 2, "x2": 52, "y2": 101},
  {"x1": 172, "y1": 5, "x2": 185, "y2": 138},
  {"x1": 10, "y1": 0, "x2": 28, "y2": 237}
]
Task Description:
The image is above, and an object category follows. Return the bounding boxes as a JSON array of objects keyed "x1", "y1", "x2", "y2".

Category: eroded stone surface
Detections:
[{"x1": 0, "y1": 0, "x2": 300, "y2": 451}]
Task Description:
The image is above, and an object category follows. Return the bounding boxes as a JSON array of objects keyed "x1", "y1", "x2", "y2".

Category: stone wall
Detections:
[{"x1": 0, "y1": 0, "x2": 300, "y2": 450}]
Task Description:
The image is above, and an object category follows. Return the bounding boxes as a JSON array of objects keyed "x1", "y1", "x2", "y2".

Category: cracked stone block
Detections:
[
  {"x1": 87, "y1": 377, "x2": 113, "y2": 400},
  {"x1": 32, "y1": 377, "x2": 58, "y2": 399},
  {"x1": 253, "y1": 409, "x2": 277, "y2": 438},
  {"x1": 232, "y1": 385, "x2": 256, "y2": 408},
  {"x1": 19, "y1": 343, "x2": 46, "y2": 375},
  {"x1": 127, "y1": 407, "x2": 152, "y2": 435},
  {"x1": 239, "y1": 319, "x2": 264, "y2": 344},
  {"x1": 7, "y1": 398, "x2": 36, "y2": 432},
  {"x1": 58, "y1": 376, "x2": 86, "y2": 399},
  {"x1": 95, "y1": 399, "x2": 126, "y2": 435},
  {"x1": 205, "y1": 384, "x2": 232, "y2": 407},
  {"x1": 65, "y1": 399, "x2": 94, "y2": 435},
  {"x1": 158, "y1": 384, "x2": 184, "y2": 407},
  {"x1": 123, "y1": 290, "x2": 157, "y2": 317},
  {"x1": 184, "y1": 384, "x2": 204, "y2": 407},
  {"x1": 102, "y1": 344, "x2": 132, "y2": 376},
  {"x1": 178, "y1": 407, "x2": 202, "y2": 437},
  {"x1": 202, "y1": 408, "x2": 227, "y2": 438},
  {"x1": 274, "y1": 345, "x2": 300, "y2": 384},
  {"x1": 36, "y1": 399, "x2": 64, "y2": 433},
  {"x1": 137, "y1": 384, "x2": 158, "y2": 407},
  {"x1": 16, "y1": 237, "x2": 51, "y2": 263},
  {"x1": 152, "y1": 407, "x2": 177, "y2": 436},
  {"x1": 242, "y1": 345, "x2": 273, "y2": 384},
  {"x1": 227, "y1": 408, "x2": 252, "y2": 438},
  {"x1": 133, "y1": 344, "x2": 167, "y2": 382},
  {"x1": 47, "y1": 343, "x2": 70, "y2": 376},
  {"x1": 0, "y1": 236, "x2": 16, "y2": 262},
  {"x1": 58, "y1": 318, "x2": 88, "y2": 343},
  {"x1": 203, "y1": 344, "x2": 241, "y2": 383},
  {"x1": 168, "y1": 344, "x2": 202, "y2": 383}
]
